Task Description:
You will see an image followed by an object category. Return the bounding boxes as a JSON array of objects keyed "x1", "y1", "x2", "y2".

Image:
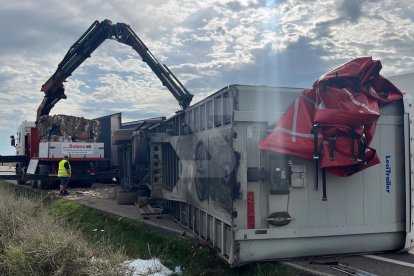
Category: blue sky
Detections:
[{"x1": 0, "y1": 0, "x2": 414, "y2": 155}]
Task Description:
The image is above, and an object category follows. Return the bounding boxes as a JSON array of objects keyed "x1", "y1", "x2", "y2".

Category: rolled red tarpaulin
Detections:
[{"x1": 259, "y1": 57, "x2": 403, "y2": 176}]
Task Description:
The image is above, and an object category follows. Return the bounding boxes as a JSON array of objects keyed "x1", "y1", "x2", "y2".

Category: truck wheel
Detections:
[
  {"x1": 16, "y1": 163, "x2": 27, "y2": 185},
  {"x1": 116, "y1": 190, "x2": 137, "y2": 205},
  {"x1": 38, "y1": 180, "x2": 52, "y2": 190},
  {"x1": 30, "y1": 180, "x2": 37, "y2": 189},
  {"x1": 37, "y1": 164, "x2": 52, "y2": 189}
]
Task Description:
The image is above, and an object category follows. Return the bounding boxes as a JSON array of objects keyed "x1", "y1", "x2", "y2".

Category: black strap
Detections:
[
  {"x1": 313, "y1": 122, "x2": 320, "y2": 191},
  {"x1": 312, "y1": 123, "x2": 319, "y2": 159},
  {"x1": 315, "y1": 159, "x2": 319, "y2": 191},
  {"x1": 357, "y1": 134, "x2": 366, "y2": 163}
]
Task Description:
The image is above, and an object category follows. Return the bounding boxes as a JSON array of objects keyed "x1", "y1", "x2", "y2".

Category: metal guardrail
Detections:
[
  {"x1": 0, "y1": 155, "x2": 28, "y2": 163},
  {"x1": 0, "y1": 174, "x2": 50, "y2": 180}
]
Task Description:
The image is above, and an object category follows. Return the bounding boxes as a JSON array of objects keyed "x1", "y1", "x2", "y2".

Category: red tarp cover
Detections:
[{"x1": 259, "y1": 57, "x2": 403, "y2": 176}]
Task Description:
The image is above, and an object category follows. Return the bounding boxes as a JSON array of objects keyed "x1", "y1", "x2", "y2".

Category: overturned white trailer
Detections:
[{"x1": 135, "y1": 82, "x2": 413, "y2": 266}]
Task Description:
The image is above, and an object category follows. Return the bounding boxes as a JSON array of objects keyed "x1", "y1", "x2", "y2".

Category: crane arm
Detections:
[
  {"x1": 37, "y1": 19, "x2": 193, "y2": 122},
  {"x1": 111, "y1": 23, "x2": 193, "y2": 110}
]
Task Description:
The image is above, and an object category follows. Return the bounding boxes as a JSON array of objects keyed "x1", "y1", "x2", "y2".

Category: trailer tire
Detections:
[{"x1": 116, "y1": 190, "x2": 137, "y2": 205}]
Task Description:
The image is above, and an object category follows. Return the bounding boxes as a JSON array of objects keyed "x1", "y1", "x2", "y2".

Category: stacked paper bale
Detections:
[{"x1": 37, "y1": 115, "x2": 101, "y2": 142}]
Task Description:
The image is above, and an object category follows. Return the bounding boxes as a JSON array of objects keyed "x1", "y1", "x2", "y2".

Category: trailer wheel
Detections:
[{"x1": 116, "y1": 190, "x2": 137, "y2": 205}]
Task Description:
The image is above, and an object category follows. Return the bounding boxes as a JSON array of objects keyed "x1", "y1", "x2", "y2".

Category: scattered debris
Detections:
[{"x1": 124, "y1": 258, "x2": 177, "y2": 276}]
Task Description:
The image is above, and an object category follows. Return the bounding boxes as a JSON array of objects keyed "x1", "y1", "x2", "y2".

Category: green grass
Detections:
[
  {"x1": 0, "y1": 181, "x2": 298, "y2": 275},
  {"x1": 0, "y1": 182, "x2": 129, "y2": 276}
]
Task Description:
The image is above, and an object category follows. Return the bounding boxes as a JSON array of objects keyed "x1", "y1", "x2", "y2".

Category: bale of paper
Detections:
[{"x1": 37, "y1": 115, "x2": 101, "y2": 142}]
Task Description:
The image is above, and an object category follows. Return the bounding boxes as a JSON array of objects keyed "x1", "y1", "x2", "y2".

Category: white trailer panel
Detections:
[
  {"x1": 39, "y1": 142, "x2": 104, "y2": 159},
  {"x1": 147, "y1": 84, "x2": 410, "y2": 265}
]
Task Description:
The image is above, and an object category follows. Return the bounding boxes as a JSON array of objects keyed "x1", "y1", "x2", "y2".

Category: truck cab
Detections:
[{"x1": 15, "y1": 121, "x2": 37, "y2": 157}]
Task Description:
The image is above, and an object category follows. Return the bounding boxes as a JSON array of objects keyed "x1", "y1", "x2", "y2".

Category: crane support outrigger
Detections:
[{"x1": 37, "y1": 19, "x2": 193, "y2": 121}]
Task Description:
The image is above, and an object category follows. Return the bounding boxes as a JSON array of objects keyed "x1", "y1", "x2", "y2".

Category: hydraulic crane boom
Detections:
[{"x1": 37, "y1": 19, "x2": 193, "y2": 121}]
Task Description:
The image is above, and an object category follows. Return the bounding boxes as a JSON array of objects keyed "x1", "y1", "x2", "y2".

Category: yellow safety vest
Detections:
[{"x1": 58, "y1": 159, "x2": 71, "y2": 178}]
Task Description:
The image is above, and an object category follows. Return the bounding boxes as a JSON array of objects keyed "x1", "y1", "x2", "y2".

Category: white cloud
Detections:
[{"x1": 0, "y1": 0, "x2": 413, "y2": 156}]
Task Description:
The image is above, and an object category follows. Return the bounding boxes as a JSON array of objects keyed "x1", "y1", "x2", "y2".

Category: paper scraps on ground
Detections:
[{"x1": 125, "y1": 258, "x2": 182, "y2": 276}]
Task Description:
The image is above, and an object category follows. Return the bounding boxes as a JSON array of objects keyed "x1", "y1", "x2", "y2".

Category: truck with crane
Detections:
[{"x1": 0, "y1": 19, "x2": 193, "y2": 188}]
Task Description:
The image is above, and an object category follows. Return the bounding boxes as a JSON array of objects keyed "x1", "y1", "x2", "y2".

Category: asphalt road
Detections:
[{"x1": 282, "y1": 252, "x2": 414, "y2": 276}]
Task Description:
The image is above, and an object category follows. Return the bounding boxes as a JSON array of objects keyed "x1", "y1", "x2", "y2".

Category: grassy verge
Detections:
[
  {"x1": 0, "y1": 182, "x2": 129, "y2": 276},
  {"x1": 0, "y1": 181, "x2": 297, "y2": 275}
]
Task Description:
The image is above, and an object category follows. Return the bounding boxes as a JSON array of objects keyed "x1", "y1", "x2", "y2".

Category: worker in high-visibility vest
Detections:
[{"x1": 58, "y1": 155, "x2": 71, "y2": 196}]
